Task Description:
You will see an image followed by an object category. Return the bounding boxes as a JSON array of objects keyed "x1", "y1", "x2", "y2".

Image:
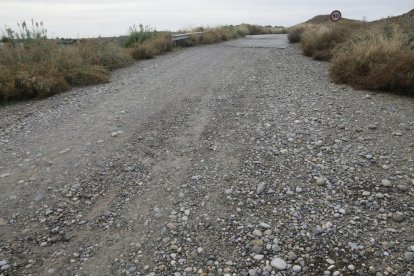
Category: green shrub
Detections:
[{"x1": 124, "y1": 24, "x2": 158, "y2": 47}]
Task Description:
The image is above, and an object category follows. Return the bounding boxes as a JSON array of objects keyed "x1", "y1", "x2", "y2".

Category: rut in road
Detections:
[{"x1": 0, "y1": 35, "x2": 413, "y2": 275}]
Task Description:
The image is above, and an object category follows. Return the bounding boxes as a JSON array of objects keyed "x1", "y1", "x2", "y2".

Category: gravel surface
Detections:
[{"x1": 0, "y1": 34, "x2": 413, "y2": 275}]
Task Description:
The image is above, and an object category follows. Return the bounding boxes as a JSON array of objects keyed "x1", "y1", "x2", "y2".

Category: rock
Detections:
[
  {"x1": 251, "y1": 244, "x2": 263, "y2": 254},
  {"x1": 316, "y1": 177, "x2": 327, "y2": 186},
  {"x1": 405, "y1": 252, "x2": 414, "y2": 262},
  {"x1": 348, "y1": 264, "x2": 356, "y2": 271},
  {"x1": 0, "y1": 173, "x2": 10, "y2": 178},
  {"x1": 392, "y1": 212, "x2": 404, "y2": 222},
  {"x1": 270, "y1": 258, "x2": 287, "y2": 270},
  {"x1": 326, "y1": 258, "x2": 335, "y2": 265},
  {"x1": 1, "y1": 264, "x2": 11, "y2": 271},
  {"x1": 123, "y1": 166, "x2": 135, "y2": 172},
  {"x1": 0, "y1": 218, "x2": 7, "y2": 226},
  {"x1": 381, "y1": 179, "x2": 392, "y2": 187},
  {"x1": 253, "y1": 229, "x2": 263, "y2": 237},
  {"x1": 287, "y1": 252, "x2": 298, "y2": 261},
  {"x1": 166, "y1": 223, "x2": 178, "y2": 230},
  {"x1": 295, "y1": 187, "x2": 303, "y2": 193},
  {"x1": 259, "y1": 222, "x2": 271, "y2": 229},
  {"x1": 256, "y1": 182, "x2": 266, "y2": 195},
  {"x1": 254, "y1": 254, "x2": 264, "y2": 261},
  {"x1": 0, "y1": 261, "x2": 8, "y2": 267},
  {"x1": 292, "y1": 265, "x2": 302, "y2": 272}
]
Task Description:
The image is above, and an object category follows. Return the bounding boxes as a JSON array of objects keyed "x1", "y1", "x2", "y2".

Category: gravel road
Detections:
[{"x1": 0, "y1": 34, "x2": 413, "y2": 275}]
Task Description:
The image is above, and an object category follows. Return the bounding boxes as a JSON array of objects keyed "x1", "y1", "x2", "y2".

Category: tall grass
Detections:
[
  {"x1": 289, "y1": 11, "x2": 414, "y2": 94},
  {"x1": 1, "y1": 21, "x2": 286, "y2": 102},
  {"x1": 0, "y1": 21, "x2": 133, "y2": 101},
  {"x1": 330, "y1": 21, "x2": 414, "y2": 93},
  {"x1": 129, "y1": 32, "x2": 172, "y2": 59}
]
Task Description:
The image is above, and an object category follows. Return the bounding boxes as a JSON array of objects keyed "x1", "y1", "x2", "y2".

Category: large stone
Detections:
[
  {"x1": 256, "y1": 183, "x2": 266, "y2": 195},
  {"x1": 271, "y1": 258, "x2": 287, "y2": 270}
]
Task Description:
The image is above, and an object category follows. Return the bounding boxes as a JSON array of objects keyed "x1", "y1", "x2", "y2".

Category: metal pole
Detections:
[{"x1": 333, "y1": 22, "x2": 336, "y2": 32}]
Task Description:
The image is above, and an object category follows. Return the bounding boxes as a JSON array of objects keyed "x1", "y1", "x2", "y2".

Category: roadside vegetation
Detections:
[
  {"x1": 0, "y1": 21, "x2": 283, "y2": 102},
  {"x1": 287, "y1": 10, "x2": 414, "y2": 94}
]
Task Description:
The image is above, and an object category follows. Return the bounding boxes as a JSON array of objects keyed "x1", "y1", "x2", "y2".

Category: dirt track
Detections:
[{"x1": 0, "y1": 35, "x2": 413, "y2": 275}]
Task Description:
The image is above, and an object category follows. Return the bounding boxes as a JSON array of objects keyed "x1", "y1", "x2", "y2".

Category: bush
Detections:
[
  {"x1": 129, "y1": 33, "x2": 172, "y2": 60},
  {"x1": 77, "y1": 39, "x2": 134, "y2": 70},
  {"x1": 0, "y1": 21, "x2": 115, "y2": 101},
  {"x1": 330, "y1": 22, "x2": 414, "y2": 93},
  {"x1": 124, "y1": 24, "x2": 158, "y2": 48},
  {"x1": 287, "y1": 27, "x2": 304, "y2": 43},
  {"x1": 300, "y1": 25, "x2": 348, "y2": 60}
]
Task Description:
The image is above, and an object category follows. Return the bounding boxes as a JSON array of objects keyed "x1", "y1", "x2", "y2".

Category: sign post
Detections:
[{"x1": 330, "y1": 10, "x2": 342, "y2": 31}]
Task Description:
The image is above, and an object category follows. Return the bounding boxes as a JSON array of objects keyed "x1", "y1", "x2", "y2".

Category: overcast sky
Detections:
[{"x1": 0, "y1": 0, "x2": 412, "y2": 38}]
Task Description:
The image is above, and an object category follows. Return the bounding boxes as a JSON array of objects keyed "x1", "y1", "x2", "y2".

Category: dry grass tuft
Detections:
[
  {"x1": 300, "y1": 24, "x2": 349, "y2": 60},
  {"x1": 129, "y1": 33, "x2": 172, "y2": 60},
  {"x1": 330, "y1": 22, "x2": 414, "y2": 93},
  {"x1": 78, "y1": 39, "x2": 134, "y2": 70}
]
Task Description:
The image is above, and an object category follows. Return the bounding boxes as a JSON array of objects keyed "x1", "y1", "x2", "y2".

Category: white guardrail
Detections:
[{"x1": 171, "y1": 32, "x2": 204, "y2": 42}]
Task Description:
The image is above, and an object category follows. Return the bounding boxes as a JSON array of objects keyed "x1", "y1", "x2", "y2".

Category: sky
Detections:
[{"x1": 0, "y1": 0, "x2": 412, "y2": 38}]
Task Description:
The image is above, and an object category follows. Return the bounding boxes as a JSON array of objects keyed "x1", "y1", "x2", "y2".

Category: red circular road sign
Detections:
[{"x1": 330, "y1": 10, "x2": 342, "y2": 22}]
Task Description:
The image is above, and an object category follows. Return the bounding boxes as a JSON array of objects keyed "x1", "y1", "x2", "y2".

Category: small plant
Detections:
[
  {"x1": 124, "y1": 24, "x2": 158, "y2": 47},
  {"x1": 2, "y1": 19, "x2": 47, "y2": 47}
]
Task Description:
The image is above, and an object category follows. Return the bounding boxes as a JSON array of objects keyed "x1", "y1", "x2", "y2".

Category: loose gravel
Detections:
[{"x1": 0, "y1": 35, "x2": 413, "y2": 275}]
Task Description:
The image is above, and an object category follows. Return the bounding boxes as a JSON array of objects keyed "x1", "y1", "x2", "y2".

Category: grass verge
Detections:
[
  {"x1": 289, "y1": 10, "x2": 414, "y2": 94},
  {"x1": 1, "y1": 21, "x2": 286, "y2": 102}
]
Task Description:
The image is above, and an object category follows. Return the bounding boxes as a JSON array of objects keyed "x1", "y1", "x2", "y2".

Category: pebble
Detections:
[
  {"x1": 123, "y1": 166, "x2": 135, "y2": 172},
  {"x1": 1, "y1": 264, "x2": 11, "y2": 271},
  {"x1": 405, "y1": 252, "x2": 414, "y2": 262},
  {"x1": 381, "y1": 179, "x2": 392, "y2": 187},
  {"x1": 292, "y1": 265, "x2": 302, "y2": 272},
  {"x1": 270, "y1": 258, "x2": 287, "y2": 270},
  {"x1": 326, "y1": 258, "x2": 335, "y2": 265},
  {"x1": 316, "y1": 177, "x2": 327, "y2": 186},
  {"x1": 253, "y1": 229, "x2": 263, "y2": 237},
  {"x1": 259, "y1": 222, "x2": 271, "y2": 229},
  {"x1": 0, "y1": 261, "x2": 8, "y2": 267},
  {"x1": 0, "y1": 173, "x2": 10, "y2": 178},
  {"x1": 392, "y1": 212, "x2": 404, "y2": 222},
  {"x1": 254, "y1": 254, "x2": 264, "y2": 261},
  {"x1": 348, "y1": 264, "x2": 356, "y2": 271},
  {"x1": 256, "y1": 182, "x2": 266, "y2": 195},
  {"x1": 287, "y1": 252, "x2": 298, "y2": 261}
]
